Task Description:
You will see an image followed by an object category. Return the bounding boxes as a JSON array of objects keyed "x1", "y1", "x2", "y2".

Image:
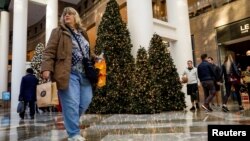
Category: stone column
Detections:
[
  {"x1": 167, "y1": 0, "x2": 193, "y2": 74},
  {"x1": 167, "y1": 0, "x2": 193, "y2": 108},
  {"x1": 0, "y1": 11, "x2": 9, "y2": 99},
  {"x1": 46, "y1": 0, "x2": 58, "y2": 45},
  {"x1": 11, "y1": 0, "x2": 28, "y2": 113},
  {"x1": 127, "y1": 0, "x2": 154, "y2": 57}
]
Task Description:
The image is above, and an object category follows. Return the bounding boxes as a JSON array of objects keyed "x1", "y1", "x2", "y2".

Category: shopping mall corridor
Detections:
[{"x1": 0, "y1": 102, "x2": 250, "y2": 141}]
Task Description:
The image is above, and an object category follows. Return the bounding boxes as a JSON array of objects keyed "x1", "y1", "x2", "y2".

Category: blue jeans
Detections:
[{"x1": 58, "y1": 71, "x2": 93, "y2": 137}]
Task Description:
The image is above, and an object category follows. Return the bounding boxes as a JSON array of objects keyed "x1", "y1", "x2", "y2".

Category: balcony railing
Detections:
[{"x1": 189, "y1": 0, "x2": 237, "y2": 18}]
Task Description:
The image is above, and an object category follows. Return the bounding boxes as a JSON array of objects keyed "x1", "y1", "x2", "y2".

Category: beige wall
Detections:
[{"x1": 190, "y1": 0, "x2": 250, "y2": 66}]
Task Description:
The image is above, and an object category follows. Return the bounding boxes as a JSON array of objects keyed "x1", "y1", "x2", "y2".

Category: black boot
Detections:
[
  {"x1": 196, "y1": 103, "x2": 199, "y2": 109},
  {"x1": 190, "y1": 106, "x2": 195, "y2": 111}
]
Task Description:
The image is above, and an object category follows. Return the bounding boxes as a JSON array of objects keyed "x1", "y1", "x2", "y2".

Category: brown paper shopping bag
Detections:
[
  {"x1": 36, "y1": 81, "x2": 59, "y2": 107},
  {"x1": 51, "y1": 82, "x2": 59, "y2": 105},
  {"x1": 36, "y1": 81, "x2": 52, "y2": 107}
]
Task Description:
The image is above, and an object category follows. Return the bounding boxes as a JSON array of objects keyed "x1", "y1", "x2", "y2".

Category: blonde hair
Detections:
[
  {"x1": 224, "y1": 54, "x2": 234, "y2": 74},
  {"x1": 60, "y1": 7, "x2": 83, "y2": 28}
]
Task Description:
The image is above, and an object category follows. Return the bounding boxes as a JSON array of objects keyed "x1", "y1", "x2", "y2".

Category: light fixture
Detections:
[{"x1": 246, "y1": 50, "x2": 250, "y2": 56}]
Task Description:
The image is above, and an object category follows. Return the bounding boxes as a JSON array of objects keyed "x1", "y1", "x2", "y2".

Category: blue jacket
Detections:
[
  {"x1": 19, "y1": 74, "x2": 38, "y2": 102},
  {"x1": 197, "y1": 60, "x2": 216, "y2": 82}
]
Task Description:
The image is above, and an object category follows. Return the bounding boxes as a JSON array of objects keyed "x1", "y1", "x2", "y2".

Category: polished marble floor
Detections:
[{"x1": 0, "y1": 102, "x2": 250, "y2": 141}]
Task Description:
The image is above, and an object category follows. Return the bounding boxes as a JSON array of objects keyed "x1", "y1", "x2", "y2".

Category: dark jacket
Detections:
[
  {"x1": 197, "y1": 60, "x2": 216, "y2": 82},
  {"x1": 211, "y1": 64, "x2": 222, "y2": 82},
  {"x1": 221, "y1": 63, "x2": 240, "y2": 83},
  {"x1": 19, "y1": 74, "x2": 39, "y2": 101}
]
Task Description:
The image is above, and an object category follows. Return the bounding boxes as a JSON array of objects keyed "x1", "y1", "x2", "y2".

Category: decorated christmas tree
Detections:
[
  {"x1": 127, "y1": 47, "x2": 155, "y2": 114},
  {"x1": 88, "y1": 0, "x2": 135, "y2": 113},
  {"x1": 30, "y1": 43, "x2": 45, "y2": 84},
  {"x1": 148, "y1": 34, "x2": 186, "y2": 111}
]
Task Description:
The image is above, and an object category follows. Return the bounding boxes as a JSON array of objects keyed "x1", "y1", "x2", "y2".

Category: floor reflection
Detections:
[{"x1": 0, "y1": 103, "x2": 249, "y2": 141}]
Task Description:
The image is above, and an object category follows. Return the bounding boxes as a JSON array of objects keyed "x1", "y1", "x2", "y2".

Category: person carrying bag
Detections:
[
  {"x1": 40, "y1": 7, "x2": 102, "y2": 140},
  {"x1": 18, "y1": 68, "x2": 38, "y2": 119}
]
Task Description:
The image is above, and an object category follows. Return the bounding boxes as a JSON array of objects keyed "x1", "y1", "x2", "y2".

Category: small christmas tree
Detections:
[
  {"x1": 88, "y1": 0, "x2": 135, "y2": 113},
  {"x1": 31, "y1": 43, "x2": 45, "y2": 84},
  {"x1": 148, "y1": 34, "x2": 186, "y2": 111},
  {"x1": 127, "y1": 47, "x2": 154, "y2": 114}
]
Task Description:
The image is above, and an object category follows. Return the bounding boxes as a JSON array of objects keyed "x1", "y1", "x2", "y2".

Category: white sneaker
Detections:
[{"x1": 68, "y1": 135, "x2": 86, "y2": 141}]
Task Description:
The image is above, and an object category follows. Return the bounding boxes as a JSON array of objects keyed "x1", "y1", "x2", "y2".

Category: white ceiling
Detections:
[{"x1": 8, "y1": 0, "x2": 81, "y2": 30}]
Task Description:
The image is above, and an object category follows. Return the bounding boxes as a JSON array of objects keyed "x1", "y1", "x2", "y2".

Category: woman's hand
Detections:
[
  {"x1": 216, "y1": 82, "x2": 223, "y2": 86},
  {"x1": 42, "y1": 71, "x2": 51, "y2": 80}
]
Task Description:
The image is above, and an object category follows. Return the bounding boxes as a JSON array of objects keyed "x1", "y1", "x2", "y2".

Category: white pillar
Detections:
[
  {"x1": 127, "y1": 0, "x2": 153, "y2": 57},
  {"x1": 167, "y1": 0, "x2": 193, "y2": 74},
  {"x1": 11, "y1": 0, "x2": 28, "y2": 113},
  {"x1": 0, "y1": 11, "x2": 10, "y2": 98},
  {"x1": 0, "y1": 14, "x2": 2, "y2": 44},
  {"x1": 167, "y1": 0, "x2": 193, "y2": 108},
  {"x1": 46, "y1": 0, "x2": 58, "y2": 45}
]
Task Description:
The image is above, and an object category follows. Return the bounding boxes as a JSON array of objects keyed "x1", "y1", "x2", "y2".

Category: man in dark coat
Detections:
[
  {"x1": 197, "y1": 54, "x2": 217, "y2": 112},
  {"x1": 18, "y1": 68, "x2": 38, "y2": 119}
]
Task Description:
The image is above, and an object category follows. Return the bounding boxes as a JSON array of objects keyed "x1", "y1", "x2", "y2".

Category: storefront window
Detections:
[{"x1": 152, "y1": 0, "x2": 167, "y2": 22}]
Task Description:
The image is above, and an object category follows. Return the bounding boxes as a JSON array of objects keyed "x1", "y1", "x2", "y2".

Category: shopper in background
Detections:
[
  {"x1": 221, "y1": 54, "x2": 244, "y2": 112},
  {"x1": 243, "y1": 65, "x2": 250, "y2": 101},
  {"x1": 182, "y1": 60, "x2": 200, "y2": 111},
  {"x1": 207, "y1": 57, "x2": 222, "y2": 108},
  {"x1": 18, "y1": 68, "x2": 38, "y2": 119},
  {"x1": 197, "y1": 54, "x2": 217, "y2": 112}
]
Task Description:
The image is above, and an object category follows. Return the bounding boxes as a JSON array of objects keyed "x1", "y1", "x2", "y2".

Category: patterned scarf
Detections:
[{"x1": 71, "y1": 30, "x2": 90, "y2": 66}]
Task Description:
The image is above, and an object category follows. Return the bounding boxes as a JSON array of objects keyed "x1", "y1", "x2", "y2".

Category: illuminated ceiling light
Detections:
[{"x1": 246, "y1": 50, "x2": 250, "y2": 56}]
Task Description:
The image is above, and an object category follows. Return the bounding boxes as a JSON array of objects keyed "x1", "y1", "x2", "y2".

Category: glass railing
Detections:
[{"x1": 189, "y1": 0, "x2": 237, "y2": 18}]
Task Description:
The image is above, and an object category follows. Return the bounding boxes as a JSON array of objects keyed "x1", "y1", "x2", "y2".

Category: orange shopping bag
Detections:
[{"x1": 95, "y1": 59, "x2": 106, "y2": 88}]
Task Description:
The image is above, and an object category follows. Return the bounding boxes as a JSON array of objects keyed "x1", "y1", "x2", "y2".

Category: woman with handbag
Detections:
[
  {"x1": 221, "y1": 54, "x2": 244, "y2": 112},
  {"x1": 41, "y1": 7, "x2": 99, "y2": 141}
]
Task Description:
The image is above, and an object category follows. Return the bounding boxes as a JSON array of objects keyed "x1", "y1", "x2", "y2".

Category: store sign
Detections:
[
  {"x1": 216, "y1": 18, "x2": 250, "y2": 43},
  {"x1": 240, "y1": 24, "x2": 249, "y2": 34}
]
